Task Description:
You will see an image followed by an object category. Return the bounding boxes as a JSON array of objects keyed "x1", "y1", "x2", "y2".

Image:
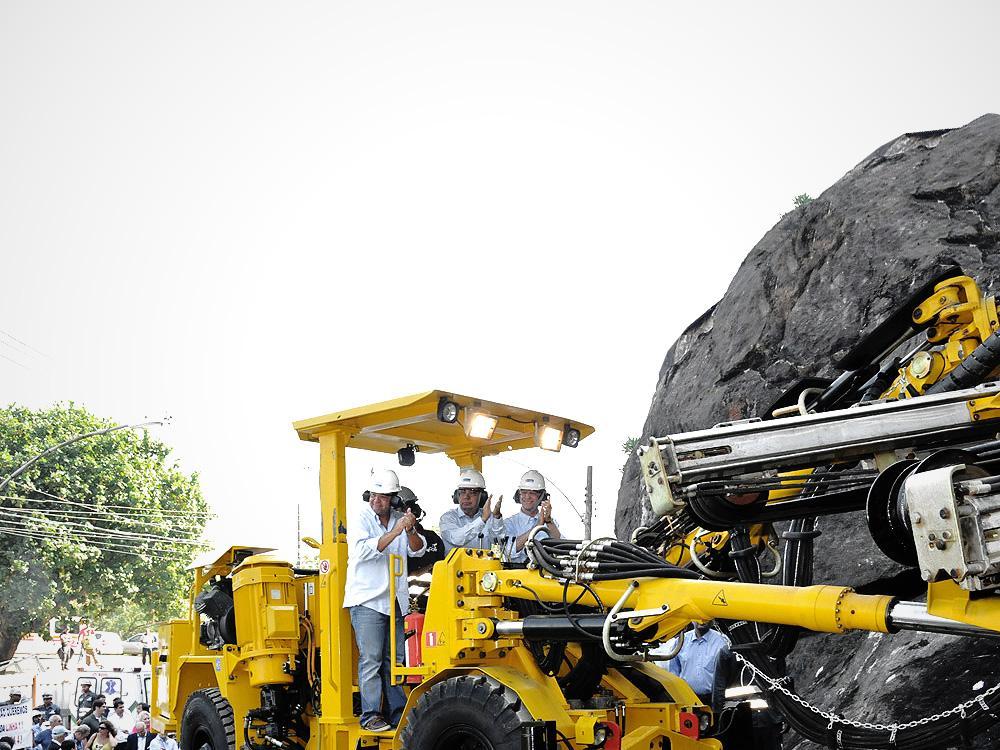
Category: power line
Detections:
[
  {"x1": 0, "y1": 522, "x2": 194, "y2": 561},
  {"x1": 10, "y1": 483, "x2": 213, "y2": 523},
  {"x1": 14, "y1": 481, "x2": 214, "y2": 518},
  {"x1": 0, "y1": 350, "x2": 28, "y2": 369},
  {"x1": 0, "y1": 510, "x2": 202, "y2": 550},
  {"x1": 0, "y1": 505, "x2": 208, "y2": 546},
  {"x1": 2, "y1": 491, "x2": 211, "y2": 534},
  {"x1": 0, "y1": 327, "x2": 47, "y2": 358}
]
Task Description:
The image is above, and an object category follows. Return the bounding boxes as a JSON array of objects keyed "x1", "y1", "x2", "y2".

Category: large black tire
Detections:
[
  {"x1": 180, "y1": 689, "x2": 236, "y2": 750},
  {"x1": 399, "y1": 674, "x2": 535, "y2": 750}
]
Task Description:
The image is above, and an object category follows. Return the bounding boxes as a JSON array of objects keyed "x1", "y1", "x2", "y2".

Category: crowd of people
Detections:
[
  {"x1": 0, "y1": 684, "x2": 176, "y2": 750},
  {"x1": 344, "y1": 466, "x2": 561, "y2": 732}
]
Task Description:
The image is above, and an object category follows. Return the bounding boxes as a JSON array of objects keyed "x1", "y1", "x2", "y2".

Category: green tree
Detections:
[
  {"x1": 0, "y1": 404, "x2": 207, "y2": 662},
  {"x1": 792, "y1": 193, "x2": 813, "y2": 208}
]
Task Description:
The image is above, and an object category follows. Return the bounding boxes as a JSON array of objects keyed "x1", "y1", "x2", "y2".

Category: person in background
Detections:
[
  {"x1": 109, "y1": 700, "x2": 132, "y2": 745},
  {"x1": 133, "y1": 713, "x2": 150, "y2": 734},
  {"x1": 148, "y1": 733, "x2": 177, "y2": 750},
  {"x1": 140, "y1": 630, "x2": 156, "y2": 666},
  {"x1": 35, "y1": 693, "x2": 61, "y2": 721},
  {"x1": 0, "y1": 690, "x2": 22, "y2": 707},
  {"x1": 80, "y1": 699, "x2": 108, "y2": 736},
  {"x1": 57, "y1": 630, "x2": 74, "y2": 670},
  {"x1": 665, "y1": 621, "x2": 731, "y2": 708},
  {"x1": 73, "y1": 727, "x2": 91, "y2": 750},
  {"x1": 76, "y1": 683, "x2": 96, "y2": 716},
  {"x1": 48, "y1": 726, "x2": 69, "y2": 750},
  {"x1": 438, "y1": 468, "x2": 504, "y2": 553},
  {"x1": 504, "y1": 470, "x2": 560, "y2": 563},
  {"x1": 32, "y1": 713, "x2": 45, "y2": 750},
  {"x1": 124, "y1": 722, "x2": 154, "y2": 750},
  {"x1": 86, "y1": 722, "x2": 115, "y2": 750},
  {"x1": 60, "y1": 740, "x2": 76, "y2": 750},
  {"x1": 35, "y1": 716, "x2": 54, "y2": 750},
  {"x1": 81, "y1": 627, "x2": 101, "y2": 668}
]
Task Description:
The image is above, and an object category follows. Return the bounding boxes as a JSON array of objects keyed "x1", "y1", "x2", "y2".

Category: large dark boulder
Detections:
[{"x1": 616, "y1": 114, "x2": 1000, "y2": 748}]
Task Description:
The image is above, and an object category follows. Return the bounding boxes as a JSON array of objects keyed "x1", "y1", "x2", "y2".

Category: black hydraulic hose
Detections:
[{"x1": 926, "y1": 329, "x2": 1000, "y2": 394}]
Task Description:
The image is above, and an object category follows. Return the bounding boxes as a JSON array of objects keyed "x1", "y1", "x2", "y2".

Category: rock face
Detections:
[{"x1": 615, "y1": 114, "x2": 1000, "y2": 748}]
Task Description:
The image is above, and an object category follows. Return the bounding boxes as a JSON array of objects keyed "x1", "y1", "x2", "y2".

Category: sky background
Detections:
[{"x1": 2, "y1": 1, "x2": 999, "y2": 560}]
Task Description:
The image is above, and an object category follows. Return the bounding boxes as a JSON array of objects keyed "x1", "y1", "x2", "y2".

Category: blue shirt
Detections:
[
  {"x1": 666, "y1": 628, "x2": 730, "y2": 696},
  {"x1": 438, "y1": 507, "x2": 506, "y2": 553},
  {"x1": 503, "y1": 510, "x2": 559, "y2": 563}
]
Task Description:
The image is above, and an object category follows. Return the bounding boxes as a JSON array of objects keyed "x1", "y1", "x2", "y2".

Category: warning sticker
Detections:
[
  {"x1": 713, "y1": 589, "x2": 729, "y2": 606},
  {"x1": 425, "y1": 631, "x2": 438, "y2": 648},
  {"x1": 319, "y1": 559, "x2": 331, "y2": 574}
]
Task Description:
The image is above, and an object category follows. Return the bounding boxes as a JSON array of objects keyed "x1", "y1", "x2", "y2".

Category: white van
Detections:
[{"x1": 0, "y1": 668, "x2": 151, "y2": 725}]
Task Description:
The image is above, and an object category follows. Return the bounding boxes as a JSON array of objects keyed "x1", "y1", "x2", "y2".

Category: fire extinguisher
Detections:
[{"x1": 404, "y1": 612, "x2": 425, "y2": 684}]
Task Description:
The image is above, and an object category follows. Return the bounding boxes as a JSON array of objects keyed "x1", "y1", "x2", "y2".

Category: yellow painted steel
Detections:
[
  {"x1": 230, "y1": 556, "x2": 299, "y2": 687},
  {"x1": 926, "y1": 579, "x2": 1000, "y2": 632},
  {"x1": 485, "y1": 568, "x2": 892, "y2": 638},
  {"x1": 293, "y1": 389, "x2": 594, "y2": 460},
  {"x1": 156, "y1": 389, "x2": 916, "y2": 750},
  {"x1": 884, "y1": 275, "x2": 999, "y2": 399}
]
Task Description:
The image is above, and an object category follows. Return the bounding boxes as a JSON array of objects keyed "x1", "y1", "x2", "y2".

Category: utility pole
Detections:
[{"x1": 584, "y1": 465, "x2": 593, "y2": 539}]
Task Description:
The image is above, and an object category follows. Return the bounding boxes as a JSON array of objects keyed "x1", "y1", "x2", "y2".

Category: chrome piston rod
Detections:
[{"x1": 887, "y1": 600, "x2": 1000, "y2": 639}]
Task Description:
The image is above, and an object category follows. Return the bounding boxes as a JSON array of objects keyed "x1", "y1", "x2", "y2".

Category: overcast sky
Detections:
[{"x1": 2, "y1": 1, "x2": 998, "y2": 559}]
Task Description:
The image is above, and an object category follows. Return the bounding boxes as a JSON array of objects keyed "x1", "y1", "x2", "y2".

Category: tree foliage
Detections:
[
  {"x1": 0, "y1": 404, "x2": 207, "y2": 661},
  {"x1": 793, "y1": 193, "x2": 814, "y2": 208}
]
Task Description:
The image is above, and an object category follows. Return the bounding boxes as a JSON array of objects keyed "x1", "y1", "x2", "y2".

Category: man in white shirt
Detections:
[
  {"x1": 438, "y1": 468, "x2": 504, "y2": 553},
  {"x1": 504, "y1": 470, "x2": 560, "y2": 563},
  {"x1": 148, "y1": 733, "x2": 177, "y2": 750},
  {"x1": 343, "y1": 469, "x2": 426, "y2": 733},
  {"x1": 110, "y1": 699, "x2": 133, "y2": 744}
]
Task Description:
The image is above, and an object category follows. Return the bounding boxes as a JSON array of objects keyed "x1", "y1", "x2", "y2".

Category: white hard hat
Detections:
[
  {"x1": 368, "y1": 468, "x2": 401, "y2": 495},
  {"x1": 518, "y1": 470, "x2": 546, "y2": 492},
  {"x1": 457, "y1": 468, "x2": 486, "y2": 490}
]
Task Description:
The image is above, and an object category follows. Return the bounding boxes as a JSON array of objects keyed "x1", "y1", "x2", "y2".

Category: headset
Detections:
[
  {"x1": 452, "y1": 487, "x2": 489, "y2": 510},
  {"x1": 362, "y1": 490, "x2": 404, "y2": 510},
  {"x1": 513, "y1": 488, "x2": 550, "y2": 505}
]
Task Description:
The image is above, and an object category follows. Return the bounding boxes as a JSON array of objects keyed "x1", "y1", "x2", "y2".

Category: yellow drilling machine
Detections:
[{"x1": 154, "y1": 268, "x2": 1000, "y2": 750}]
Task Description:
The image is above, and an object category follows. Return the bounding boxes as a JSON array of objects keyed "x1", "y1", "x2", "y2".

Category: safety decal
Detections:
[
  {"x1": 425, "y1": 631, "x2": 438, "y2": 647},
  {"x1": 319, "y1": 559, "x2": 331, "y2": 574},
  {"x1": 713, "y1": 589, "x2": 728, "y2": 606}
]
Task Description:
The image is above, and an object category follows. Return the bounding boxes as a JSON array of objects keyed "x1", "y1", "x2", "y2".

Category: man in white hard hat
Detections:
[
  {"x1": 438, "y1": 468, "x2": 505, "y2": 553},
  {"x1": 343, "y1": 468, "x2": 426, "y2": 732},
  {"x1": 504, "y1": 469, "x2": 560, "y2": 563}
]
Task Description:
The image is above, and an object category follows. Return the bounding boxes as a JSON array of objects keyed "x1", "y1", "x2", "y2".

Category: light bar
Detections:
[
  {"x1": 536, "y1": 423, "x2": 563, "y2": 452},
  {"x1": 464, "y1": 409, "x2": 498, "y2": 440}
]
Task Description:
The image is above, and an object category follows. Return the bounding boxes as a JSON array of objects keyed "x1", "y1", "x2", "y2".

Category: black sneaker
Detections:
[{"x1": 361, "y1": 716, "x2": 392, "y2": 732}]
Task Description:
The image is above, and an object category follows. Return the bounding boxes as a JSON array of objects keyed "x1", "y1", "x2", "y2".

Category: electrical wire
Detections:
[
  {"x1": 0, "y1": 515, "x2": 198, "y2": 555},
  {"x1": 12, "y1": 482, "x2": 214, "y2": 518},
  {"x1": 0, "y1": 525, "x2": 193, "y2": 561},
  {"x1": 0, "y1": 504, "x2": 208, "y2": 546}
]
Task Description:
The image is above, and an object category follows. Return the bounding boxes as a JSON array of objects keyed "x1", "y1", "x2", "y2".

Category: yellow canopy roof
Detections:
[{"x1": 293, "y1": 390, "x2": 594, "y2": 457}]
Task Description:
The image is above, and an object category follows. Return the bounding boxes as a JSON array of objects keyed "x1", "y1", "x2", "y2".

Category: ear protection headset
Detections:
[
  {"x1": 362, "y1": 490, "x2": 403, "y2": 509},
  {"x1": 514, "y1": 489, "x2": 550, "y2": 504},
  {"x1": 452, "y1": 487, "x2": 489, "y2": 509}
]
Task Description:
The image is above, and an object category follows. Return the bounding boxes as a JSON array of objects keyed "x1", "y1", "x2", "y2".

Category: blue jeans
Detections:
[{"x1": 349, "y1": 604, "x2": 406, "y2": 726}]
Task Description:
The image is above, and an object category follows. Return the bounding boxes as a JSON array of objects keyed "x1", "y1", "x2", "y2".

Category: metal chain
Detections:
[{"x1": 733, "y1": 651, "x2": 1000, "y2": 732}]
